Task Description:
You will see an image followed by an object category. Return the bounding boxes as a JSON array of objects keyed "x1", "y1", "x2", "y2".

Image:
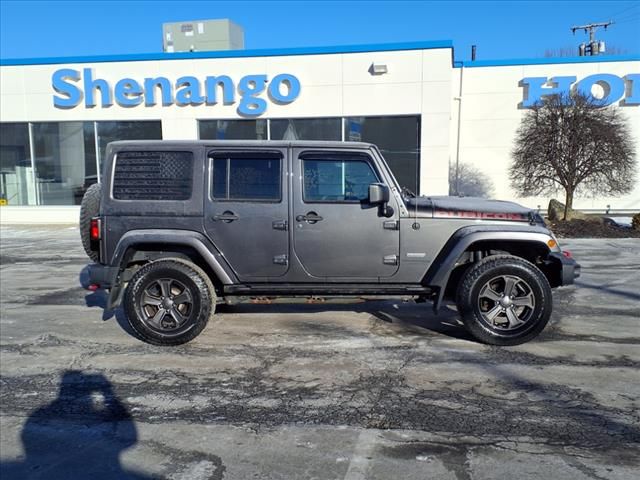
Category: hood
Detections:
[{"x1": 405, "y1": 196, "x2": 540, "y2": 223}]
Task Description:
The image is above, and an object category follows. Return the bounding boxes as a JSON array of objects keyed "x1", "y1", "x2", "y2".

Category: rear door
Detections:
[
  {"x1": 291, "y1": 148, "x2": 400, "y2": 280},
  {"x1": 204, "y1": 148, "x2": 289, "y2": 280}
]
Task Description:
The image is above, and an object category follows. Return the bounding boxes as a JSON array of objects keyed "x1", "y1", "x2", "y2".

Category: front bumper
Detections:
[{"x1": 548, "y1": 252, "x2": 581, "y2": 286}]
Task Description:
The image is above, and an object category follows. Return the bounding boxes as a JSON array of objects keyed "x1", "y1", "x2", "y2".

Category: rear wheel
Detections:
[
  {"x1": 455, "y1": 255, "x2": 552, "y2": 346},
  {"x1": 124, "y1": 258, "x2": 215, "y2": 346}
]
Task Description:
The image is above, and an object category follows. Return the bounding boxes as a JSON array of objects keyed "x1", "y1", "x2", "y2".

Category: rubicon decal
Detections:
[
  {"x1": 51, "y1": 68, "x2": 301, "y2": 116},
  {"x1": 434, "y1": 210, "x2": 529, "y2": 221}
]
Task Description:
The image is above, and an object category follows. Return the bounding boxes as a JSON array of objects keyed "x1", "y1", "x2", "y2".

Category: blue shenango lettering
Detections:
[{"x1": 51, "y1": 69, "x2": 301, "y2": 116}]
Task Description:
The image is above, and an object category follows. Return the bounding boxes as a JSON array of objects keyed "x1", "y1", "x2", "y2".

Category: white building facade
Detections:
[{"x1": 1, "y1": 41, "x2": 638, "y2": 223}]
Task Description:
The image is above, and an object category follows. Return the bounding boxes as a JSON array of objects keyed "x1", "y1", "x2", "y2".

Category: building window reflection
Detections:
[
  {"x1": 199, "y1": 119, "x2": 267, "y2": 140},
  {"x1": 345, "y1": 116, "x2": 421, "y2": 194},
  {"x1": 96, "y1": 121, "x2": 162, "y2": 172},
  {"x1": 0, "y1": 120, "x2": 162, "y2": 206},
  {"x1": 270, "y1": 118, "x2": 341, "y2": 141},
  {"x1": 198, "y1": 116, "x2": 422, "y2": 193},
  {"x1": 0, "y1": 123, "x2": 34, "y2": 205}
]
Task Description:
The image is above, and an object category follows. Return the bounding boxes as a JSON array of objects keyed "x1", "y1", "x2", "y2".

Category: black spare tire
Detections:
[{"x1": 79, "y1": 183, "x2": 101, "y2": 262}]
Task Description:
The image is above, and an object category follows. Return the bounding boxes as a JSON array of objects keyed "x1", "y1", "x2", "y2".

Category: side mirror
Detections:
[{"x1": 368, "y1": 183, "x2": 389, "y2": 205}]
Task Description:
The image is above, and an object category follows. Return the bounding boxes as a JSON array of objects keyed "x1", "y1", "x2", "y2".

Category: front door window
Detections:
[{"x1": 303, "y1": 158, "x2": 378, "y2": 203}]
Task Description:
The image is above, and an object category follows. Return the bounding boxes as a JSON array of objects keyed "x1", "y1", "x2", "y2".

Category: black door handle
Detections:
[
  {"x1": 296, "y1": 212, "x2": 323, "y2": 223},
  {"x1": 213, "y1": 211, "x2": 239, "y2": 223}
]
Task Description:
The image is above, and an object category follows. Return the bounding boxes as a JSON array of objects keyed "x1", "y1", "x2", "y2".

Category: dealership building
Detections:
[{"x1": 1, "y1": 39, "x2": 638, "y2": 223}]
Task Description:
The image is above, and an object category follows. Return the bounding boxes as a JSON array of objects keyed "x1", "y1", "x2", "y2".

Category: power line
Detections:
[
  {"x1": 571, "y1": 21, "x2": 614, "y2": 56},
  {"x1": 615, "y1": 18, "x2": 640, "y2": 26},
  {"x1": 608, "y1": 3, "x2": 640, "y2": 21}
]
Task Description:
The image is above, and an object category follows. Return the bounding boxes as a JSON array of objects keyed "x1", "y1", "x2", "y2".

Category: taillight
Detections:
[{"x1": 90, "y1": 217, "x2": 101, "y2": 241}]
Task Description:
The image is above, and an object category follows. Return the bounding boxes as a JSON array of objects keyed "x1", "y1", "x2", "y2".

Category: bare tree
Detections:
[
  {"x1": 510, "y1": 92, "x2": 636, "y2": 220},
  {"x1": 449, "y1": 162, "x2": 495, "y2": 198}
]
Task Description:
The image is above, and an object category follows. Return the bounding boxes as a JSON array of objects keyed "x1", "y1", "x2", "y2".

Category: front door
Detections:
[
  {"x1": 291, "y1": 149, "x2": 400, "y2": 280},
  {"x1": 204, "y1": 148, "x2": 289, "y2": 280}
]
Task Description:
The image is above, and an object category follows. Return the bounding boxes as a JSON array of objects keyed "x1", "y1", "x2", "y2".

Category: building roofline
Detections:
[
  {"x1": 0, "y1": 40, "x2": 453, "y2": 66},
  {"x1": 454, "y1": 54, "x2": 640, "y2": 68}
]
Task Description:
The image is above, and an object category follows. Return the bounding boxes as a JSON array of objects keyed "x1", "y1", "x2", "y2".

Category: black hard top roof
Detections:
[{"x1": 108, "y1": 140, "x2": 375, "y2": 149}]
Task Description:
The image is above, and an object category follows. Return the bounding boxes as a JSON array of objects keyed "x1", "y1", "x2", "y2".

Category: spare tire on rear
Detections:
[{"x1": 79, "y1": 183, "x2": 102, "y2": 262}]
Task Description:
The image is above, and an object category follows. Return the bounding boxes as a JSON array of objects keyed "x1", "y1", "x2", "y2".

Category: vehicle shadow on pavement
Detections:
[
  {"x1": 80, "y1": 266, "x2": 130, "y2": 331},
  {"x1": 0, "y1": 370, "x2": 151, "y2": 480},
  {"x1": 574, "y1": 279, "x2": 640, "y2": 301},
  {"x1": 79, "y1": 262, "x2": 474, "y2": 343},
  {"x1": 219, "y1": 300, "x2": 476, "y2": 342}
]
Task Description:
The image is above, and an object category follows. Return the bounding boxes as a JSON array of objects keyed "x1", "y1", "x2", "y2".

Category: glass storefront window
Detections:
[
  {"x1": 270, "y1": 118, "x2": 341, "y2": 141},
  {"x1": 2, "y1": 116, "x2": 423, "y2": 205},
  {"x1": 32, "y1": 122, "x2": 96, "y2": 205},
  {"x1": 344, "y1": 116, "x2": 421, "y2": 194},
  {"x1": 0, "y1": 123, "x2": 35, "y2": 205},
  {"x1": 1, "y1": 120, "x2": 162, "y2": 206},
  {"x1": 199, "y1": 119, "x2": 267, "y2": 140},
  {"x1": 97, "y1": 121, "x2": 162, "y2": 170}
]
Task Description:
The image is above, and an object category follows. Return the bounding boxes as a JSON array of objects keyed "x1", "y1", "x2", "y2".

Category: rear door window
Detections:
[{"x1": 210, "y1": 153, "x2": 281, "y2": 202}]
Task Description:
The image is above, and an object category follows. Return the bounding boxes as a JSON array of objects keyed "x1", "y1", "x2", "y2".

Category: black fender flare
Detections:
[
  {"x1": 110, "y1": 229, "x2": 236, "y2": 285},
  {"x1": 423, "y1": 225, "x2": 557, "y2": 311}
]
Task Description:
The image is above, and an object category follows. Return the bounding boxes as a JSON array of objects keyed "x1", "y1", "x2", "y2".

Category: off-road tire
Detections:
[
  {"x1": 79, "y1": 183, "x2": 101, "y2": 262},
  {"x1": 124, "y1": 258, "x2": 216, "y2": 346},
  {"x1": 456, "y1": 254, "x2": 552, "y2": 346}
]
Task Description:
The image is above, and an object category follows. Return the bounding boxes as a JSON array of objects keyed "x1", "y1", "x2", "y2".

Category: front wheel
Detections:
[
  {"x1": 124, "y1": 258, "x2": 215, "y2": 346},
  {"x1": 456, "y1": 255, "x2": 552, "y2": 346}
]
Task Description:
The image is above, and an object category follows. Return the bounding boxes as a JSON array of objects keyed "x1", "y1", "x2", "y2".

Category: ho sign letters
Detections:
[{"x1": 521, "y1": 73, "x2": 640, "y2": 107}]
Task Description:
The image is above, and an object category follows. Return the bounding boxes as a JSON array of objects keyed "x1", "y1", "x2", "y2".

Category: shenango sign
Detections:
[
  {"x1": 521, "y1": 73, "x2": 640, "y2": 107},
  {"x1": 52, "y1": 68, "x2": 301, "y2": 116}
]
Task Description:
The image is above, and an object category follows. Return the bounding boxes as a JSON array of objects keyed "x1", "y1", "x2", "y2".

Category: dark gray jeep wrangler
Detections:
[{"x1": 81, "y1": 140, "x2": 579, "y2": 346}]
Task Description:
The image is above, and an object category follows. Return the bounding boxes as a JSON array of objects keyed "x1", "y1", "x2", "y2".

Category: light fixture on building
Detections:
[{"x1": 369, "y1": 63, "x2": 388, "y2": 75}]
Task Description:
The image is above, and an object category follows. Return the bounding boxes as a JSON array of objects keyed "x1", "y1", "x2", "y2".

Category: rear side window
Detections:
[
  {"x1": 113, "y1": 151, "x2": 193, "y2": 201},
  {"x1": 211, "y1": 153, "x2": 281, "y2": 201}
]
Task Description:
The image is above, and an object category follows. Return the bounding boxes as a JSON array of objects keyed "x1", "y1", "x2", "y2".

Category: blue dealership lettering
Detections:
[
  {"x1": 83, "y1": 68, "x2": 113, "y2": 108},
  {"x1": 114, "y1": 78, "x2": 143, "y2": 107},
  {"x1": 175, "y1": 76, "x2": 205, "y2": 106},
  {"x1": 143, "y1": 77, "x2": 173, "y2": 106},
  {"x1": 237, "y1": 75, "x2": 268, "y2": 115},
  {"x1": 268, "y1": 74, "x2": 301, "y2": 104},
  {"x1": 624, "y1": 74, "x2": 640, "y2": 105},
  {"x1": 576, "y1": 74, "x2": 625, "y2": 106},
  {"x1": 51, "y1": 69, "x2": 301, "y2": 115},
  {"x1": 52, "y1": 68, "x2": 82, "y2": 108},
  {"x1": 204, "y1": 75, "x2": 234, "y2": 105},
  {"x1": 521, "y1": 73, "x2": 640, "y2": 107},
  {"x1": 521, "y1": 76, "x2": 576, "y2": 107}
]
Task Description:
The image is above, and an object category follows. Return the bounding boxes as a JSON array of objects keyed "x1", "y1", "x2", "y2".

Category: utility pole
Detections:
[{"x1": 571, "y1": 21, "x2": 613, "y2": 56}]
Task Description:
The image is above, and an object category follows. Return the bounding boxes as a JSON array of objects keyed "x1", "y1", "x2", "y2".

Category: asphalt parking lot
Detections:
[{"x1": 0, "y1": 225, "x2": 639, "y2": 480}]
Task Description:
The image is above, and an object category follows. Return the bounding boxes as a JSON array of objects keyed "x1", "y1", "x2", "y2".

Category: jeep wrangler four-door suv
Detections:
[{"x1": 81, "y1": 140, "x2": 579, "y2": 346}]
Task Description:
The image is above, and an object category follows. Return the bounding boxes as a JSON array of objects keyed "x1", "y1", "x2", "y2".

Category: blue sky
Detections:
[{"x1": 1, "y1": 0, "x2": 639, "y2": 61}]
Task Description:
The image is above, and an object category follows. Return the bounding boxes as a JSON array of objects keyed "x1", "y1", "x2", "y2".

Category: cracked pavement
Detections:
[{"x1": 0, "y1": 225, "x2": 639, "y2": 479}]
